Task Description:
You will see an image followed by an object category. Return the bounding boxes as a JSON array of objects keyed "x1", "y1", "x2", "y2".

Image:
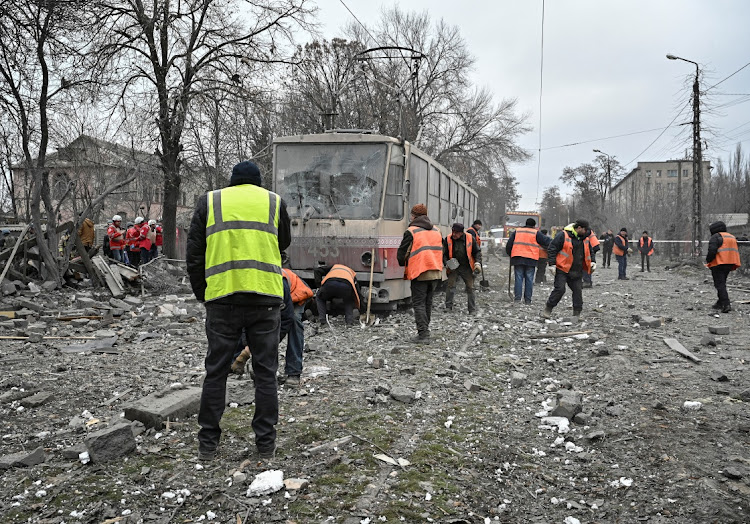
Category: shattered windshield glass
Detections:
[{"x1": 275, "y1": 143, "x2": 387, "y2": 219}]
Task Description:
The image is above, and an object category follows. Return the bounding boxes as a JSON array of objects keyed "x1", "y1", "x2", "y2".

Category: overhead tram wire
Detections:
[
  {"x1": 337, "y1": 0, "x2": 378, "y2": 46},
  {"x1": 534, "y1": 0, "x2": 545, "y2": 205},
  {"x1": 621, "y1": 100, "x2": 692, "y2": 168}
]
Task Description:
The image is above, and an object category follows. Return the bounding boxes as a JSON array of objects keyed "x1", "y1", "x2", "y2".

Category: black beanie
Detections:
[{"x1": 230, "y1": 161, "x2": 262, "y2": 187}]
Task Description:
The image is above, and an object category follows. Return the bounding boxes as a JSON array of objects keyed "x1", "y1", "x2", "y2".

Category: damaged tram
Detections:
[{"x1": 272, "y1": 130, "x2": 478, "y2": 309}]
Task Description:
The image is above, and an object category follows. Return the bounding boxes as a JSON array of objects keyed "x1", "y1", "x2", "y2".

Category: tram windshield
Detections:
[{"x1": 275, "y1": 143, "x2": 387, "y2": 220}]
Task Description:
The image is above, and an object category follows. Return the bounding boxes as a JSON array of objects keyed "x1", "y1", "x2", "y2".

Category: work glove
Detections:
[
  {"x1": 590, "y1": 262, "x2": 596, "y2": 273},
  {"x1": 473, "y1": 262, "x2": 481, "y2": 275},
  {"x1": 627, "y1": 248, "x2": 633, "y2": 255}
]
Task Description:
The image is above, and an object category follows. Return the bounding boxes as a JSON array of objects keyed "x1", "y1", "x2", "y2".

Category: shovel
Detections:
[
  {"x1": 479, "y1": 261, "x2": 490, "y2": 290},
  {"x1": 507, "y1": 261, "x2": 514, "y2": 301},
  {"x1": 361, "y1": 249, "x2": 376, "y2": 326}
]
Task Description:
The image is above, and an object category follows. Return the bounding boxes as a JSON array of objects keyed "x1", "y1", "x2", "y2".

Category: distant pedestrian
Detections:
[
  {"x1": 706, "y1": 221, "x2": 741, "y2": 313},
  {"x1": 582, "y1": 229, "x2": 600, "y2": 288},
  {"x1": 638, "y1": 231, "x2": 654, "y2": 272},
  {"x1": 535, "y1": 229, "x2": 550, "y2": 284},
  {"x1": 542, "y1": 219, "x2": 590, "y2": 319},
  {"x1": 505, "y1": 217, "x2": 550, "y2": 304},
  {"x1": 443, "y1": 223, "x2": 481, "y2": 314},
  {"x1": 600, "y1": 229, "x2": 614, "y2": 268},
  {"x1": 77, "y1": 217, "x2": 95, "y2": 249},
  {"x1": 397, "y1": 204, "x2": 444, "y2": 343},
  {"x1": 613, "y1": 228, "x2": 630, "y2": 280},
  {"x1": 466, "y1": 219, "x2": 483, "y2": 251}
]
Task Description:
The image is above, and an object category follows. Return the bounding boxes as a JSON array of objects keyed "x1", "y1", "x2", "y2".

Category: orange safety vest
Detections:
[
  {"x1": 405, "y1": 226, "x2": 444, "y2": 280},
  {"x1": 467, "y1": 227, "x2": 481, "y2": 248},
  {"x1": 321, "y1": 264, "x2": 361, "y2": 309},
  {"x1": 612, "y1": 234, "x2": 628, "y2": 256},
  {"x1": 588, "y1": 231, "x2": 600, "y2": 249},
  {"x1": 446, "y1": 233, "x2": 475, "y2": 269},
  {"x1": 282, "y1": 268, "x2": 313, "y2": 305},
  {"x1": 510, "y1": 227, "x2": 540, "y2": 260},
  {"x1": 556, "y1": 233, "x2": 591, "y2": 274},
  {"x1": 638, "y1": 236, "x2": 654, "y2": 256},
  {"x1": 707, "y1": 232, "x2": 741, "y2": 270}
]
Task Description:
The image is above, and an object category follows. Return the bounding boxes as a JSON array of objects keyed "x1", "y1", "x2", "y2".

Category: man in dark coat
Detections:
[
  {"x1": 600, "y1": 229, "x2": 614, "y2": 268},
  {"x1": 542, "y1": 219, "x2": 589, "y2": 319},
  {"x1": 443, "y1": 223, "x2": 481, "y2": 314}
]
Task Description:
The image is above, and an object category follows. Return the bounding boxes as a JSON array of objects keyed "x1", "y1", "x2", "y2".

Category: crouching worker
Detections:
[
  {"x1": 397, "y1": 204, "x2": 443, "y2": 343},
  {"x1": 316, "y1": 264, "x2": 360, "y2": 327}
]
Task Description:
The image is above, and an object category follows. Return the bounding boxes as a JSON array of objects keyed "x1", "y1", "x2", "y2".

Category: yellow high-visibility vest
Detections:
[{"x1": 204, "y1": 184, "x2": 283, "y2": 302}]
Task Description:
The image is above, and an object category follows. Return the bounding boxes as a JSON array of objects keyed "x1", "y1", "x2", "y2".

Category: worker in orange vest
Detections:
[
  {"x1": 316, "y1": 264, "x2": 360, "y2": 327},
  {"x1": 505, "y1": 217, "x2": 550, "y2": 304},
  {"x1": 612, "y1": 227, "x2": 631, "y2": 280},
  {"x1": 397, "y1": 204, "x2": 444, "y2": 343},
  {"x1": 542, "y1": 219, "x2": 591, "y2": 319},
  {"x1": 582, "y1": 228, "x2": 600, "y2": 288},
  {"x1": 706, "y1": 221, "x2": 741, "y2": 313},
  {"x1": 466, "y1": 219, "x2": 482, "y2": 250},
  {"x1": 107, "y1": 215, "x2": 127, "y2": 263},
  {"x1": 443, "y1": 223, "x2": 481, "y2": 314},
  {"x1": 638, "y1": 231, "x2": 654, "y2": 272}
]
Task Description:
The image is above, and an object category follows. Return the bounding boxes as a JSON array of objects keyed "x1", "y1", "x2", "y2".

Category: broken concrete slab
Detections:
[
  {"x1": 710, "y1": 369, "x2": 729, "y2": 382},
  {"x1": 510, "y1": 371, "x2": 527, "y2": 387},
  {"x1": 84, "y1": 423, "x2": 136, "y2": 462},
  {"x1": 663, "y1": 338, "x2": 702, "y2": 363},
  {"x1": 20, "y1": 391, "x2": 54, "y2": 408},
  {"x1": 390, "y1": 386, "x2": 416, "y2": 404},
  {"x1": 700, "y1": 334, "x2": 718, "y2": 346},
  {"x1": 109, "y1": 298, "x2": 132, "y2": 311},
  {"x1": 0, "y1": 446, "x2": 46, "y2": 470},
  {"x1": 639, "y1": 316, "x2": 662, "y2": 328},
  {"x1": 123, "y1": 386, "x2": 202, "y2": 429},
  {"x1": 62, "y1": 442, "x2": 88, "y2": 460},
  {"x1": 60, "y1": 336, "x2": 118, "y2": 354},
  {"x1": 709, "y1": 326, "x2": 730, "y2": 335}
]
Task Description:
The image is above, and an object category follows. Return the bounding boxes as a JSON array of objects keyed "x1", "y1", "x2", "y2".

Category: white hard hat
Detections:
[
  {"x1": 112, "y1": 215, "x2": 122, "y2": 222},
  {"x1": 148, "y1": 219, "x2": 156, "y2": 226},
  {"x1": 135, "y1": 216, "x2": 144, "y2": 224}
]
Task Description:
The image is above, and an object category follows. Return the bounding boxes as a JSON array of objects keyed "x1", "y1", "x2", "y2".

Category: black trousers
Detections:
[
  {"x1": 640, "y1": 253, "x2": 651, "y2": 271},
  {"x1": 316, "y1": 280, "x2": 357, "y2": 325},
  {"x1": 711, "y1": 265, "x2": 732, "y2": 306},
  {"x1": 546, "y1": 269, "x2": 583, "y2": 312},
  {"x1": 411, "y1": 279, "x2": 438, "y2": 338},
  {"x1": 535, "y1": 258, "x2": 547, "y2": 283},
  {"x1": 602, "y1": 247, "x2": 613, "y2": 267},
  {"x1": 199, "y1": 302, "x2": 280, "y2": 454}
]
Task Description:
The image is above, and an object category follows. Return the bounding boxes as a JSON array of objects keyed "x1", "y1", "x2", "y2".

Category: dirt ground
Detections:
[{"x1": 0, "y1": 255, "x2": 749, "y2": 523}]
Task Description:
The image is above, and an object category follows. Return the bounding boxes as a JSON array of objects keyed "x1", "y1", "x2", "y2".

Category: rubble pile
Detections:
[{"x1": 0, "y1": 257, "x2": 748, "y2": 523}]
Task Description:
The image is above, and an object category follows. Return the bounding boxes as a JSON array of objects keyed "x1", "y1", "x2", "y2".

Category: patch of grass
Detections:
[{"x1": 220, "y1": 407, "x2": 255, "y2": 439}]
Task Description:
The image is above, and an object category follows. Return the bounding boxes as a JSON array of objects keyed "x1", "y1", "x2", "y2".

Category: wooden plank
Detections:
[
  {"x1": 529, "y1": 330, "x2": 593, "y2": 339},
  {"x1": 0, "y1": 224, "x2": 30, "y2": 284},
  {"x1": 92, "y1": 255, "x2": 125, "y2": 298},
  {"x1": 663, "y1": 338, "x2": 702, "y2": 363}
]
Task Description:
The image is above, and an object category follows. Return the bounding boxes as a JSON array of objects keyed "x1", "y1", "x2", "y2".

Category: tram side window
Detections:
[
  {"x1": 409, "y1": 155, "x2": 428, "y2": 210},
  {"x1": 440, "y1": 173, "x2": 450, "y2": 225},
  {"x1": 458, "y1": 186, "x2": 465, "y2": 221},
  {"x1": 428, "y1": 165, "x2": 440, "y2": 224},
  {"x1": 384, "y1": 164, "x2": 404, "y2": 220},
  {"x1": 451, "y1": 180, "x2": 459, "y2": 220},
  {"x1": 464, "y1": 190, "x2": 471, "y2": 222}
]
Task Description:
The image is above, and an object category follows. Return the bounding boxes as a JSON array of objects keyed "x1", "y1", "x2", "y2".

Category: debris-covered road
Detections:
[{"x1": 1, "y1": 257, "x2": 749, "y2": 523}]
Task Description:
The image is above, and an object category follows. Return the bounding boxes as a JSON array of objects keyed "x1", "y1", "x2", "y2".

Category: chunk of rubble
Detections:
[
  {"x1": 123, "y1": 386, "x2": 202, "y2": 429},
  {"x1": 390, "y1": 386, "x2": 416, "y2": 403},
  {"x1": 84, "y1": 423, "x2": 136, "y2": 462},
  {"x1": 247, "y1": 470, "x2": 284, "y2": 496},
  {"x1": 0, "y1": 446, "x2": 46, "y2": 470}
]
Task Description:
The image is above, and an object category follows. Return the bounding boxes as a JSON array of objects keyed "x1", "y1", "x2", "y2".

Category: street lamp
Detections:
[{"x1": 666, "y1": 53, "x2": 702, "y2": 256}]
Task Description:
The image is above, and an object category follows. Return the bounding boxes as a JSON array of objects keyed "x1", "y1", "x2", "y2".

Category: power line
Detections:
[
  {"x1": 541, "y1": 125, "x2": 685, "y2": 151},
  {"x1": 337, "y1": 0, "x2": 378, "y2": 46},
  {"x1": 534, "y1": 0, "x2": 545, "y2": 205},
  {"x1": 622, "y1": 100, "x2": 692, "y2": 168},
  {"x1": 706, "y1": 60, "x2": 750, "y2": 91}
]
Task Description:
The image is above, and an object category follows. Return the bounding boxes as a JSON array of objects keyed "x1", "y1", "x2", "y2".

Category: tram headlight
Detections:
[{"x1": 361, "y1": 251, "x2": 373, "y2": 267}]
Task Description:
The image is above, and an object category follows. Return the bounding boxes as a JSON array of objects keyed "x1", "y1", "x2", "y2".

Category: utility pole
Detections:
[{"x1": 667, "y1": 54, "x2": 702, "y2": 256}]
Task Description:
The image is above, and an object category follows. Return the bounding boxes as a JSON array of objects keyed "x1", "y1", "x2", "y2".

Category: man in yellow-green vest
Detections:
[{"x1": 187, "y1": 161, "x2": 291, "y2": 462}]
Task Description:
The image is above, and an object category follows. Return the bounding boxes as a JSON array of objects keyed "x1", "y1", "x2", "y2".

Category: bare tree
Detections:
[
  {"x1": 539, "y1": 186, "x2": 568, "y2": 228},
  {"x1": 91, "y1": 0, "x2": 313, "y2": 257},
  {"x1": 0, "y1": 0, "x2": 96, "y2": 284}
]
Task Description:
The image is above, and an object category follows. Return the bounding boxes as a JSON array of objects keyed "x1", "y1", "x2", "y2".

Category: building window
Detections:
[
  {"x1": 656, "y1": 170, "x2": 662, "y2": 177},
  {"x1": 683, "y1": 169, "x2": 688, "y2": 177},
  {"x1": 667, "y1": 169, "x2": 677, "y2": 177},
  {"x1": 646, "y1": 170, "x2": 652, "y2": 177},
  {"x1": 667, "y1": 182, "x2": 676, "y2": 190}
]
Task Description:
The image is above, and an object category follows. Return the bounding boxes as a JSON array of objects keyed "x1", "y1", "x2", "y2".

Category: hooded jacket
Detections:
[{"x1": 397, "y1": 214, "x2": 443, "y2": 281}]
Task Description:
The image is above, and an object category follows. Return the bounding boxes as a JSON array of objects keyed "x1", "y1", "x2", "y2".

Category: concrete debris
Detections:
[
  {"x1": 84, "y1": 423, "x2": 137, "y2": 462},
  {"x1": 390, "y1": 386, "x2": 416, "y2": 403},
  {"x1": 247, "y1": 470, "x2": 284, "y2": 496},
  {"x1": 0, "y1": 446, "x2": 46, "y2": 470},
  {"x1": 124, "y1": 386, "x2": 202, "y2": 429},
  {"x1": 550, "y1": 390, "x2": 583, "y2": 420},
  {"x1": 708, "y1": 326, "x2": 730, "y2": 335}
]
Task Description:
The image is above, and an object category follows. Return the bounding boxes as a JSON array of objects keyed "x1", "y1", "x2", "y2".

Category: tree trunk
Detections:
[{"x1": 161, "y1": 170, "x2": 181, "y2": 259}]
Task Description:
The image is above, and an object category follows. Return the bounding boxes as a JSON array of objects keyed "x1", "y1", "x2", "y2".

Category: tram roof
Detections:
[{"x1": 273, "y1": 131, "x2": 401, "y2": 145}]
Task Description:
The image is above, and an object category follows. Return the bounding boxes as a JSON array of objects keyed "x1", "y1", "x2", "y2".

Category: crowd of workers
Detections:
[
  {"x1": 180, "y1": 160, "x2": 743, "y2": 464},
  {"x1": 105, "y1": 215, "x2": 163, "y2": 266}
]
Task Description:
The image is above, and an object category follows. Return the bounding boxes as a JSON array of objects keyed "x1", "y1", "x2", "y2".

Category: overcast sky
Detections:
[{"x1": 310, "y1": 0, "x2": 750, "y2": 210}]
